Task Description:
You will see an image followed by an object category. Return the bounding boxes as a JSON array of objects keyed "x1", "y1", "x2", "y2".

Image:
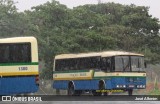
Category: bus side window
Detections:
[
  {"x1": 106, "y1": 58, "x2": 111, "y2": 72},
  {"x1": 70, "y1": 59, "x2": 74, "y2": 70},
  {"x1": 61, "y1": 60, "x2": 66, "y2": 71},
  {"x1": 101, "y1": 57, "x2": 112, "y2": 72},
  {"x1": 101, "y1": 58, "x2": 106, "y2": 71}
]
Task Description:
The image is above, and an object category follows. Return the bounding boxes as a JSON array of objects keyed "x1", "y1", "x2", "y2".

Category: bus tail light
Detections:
[{"x1": 35, "y1": 75, "x2": 39, "y2": 86}]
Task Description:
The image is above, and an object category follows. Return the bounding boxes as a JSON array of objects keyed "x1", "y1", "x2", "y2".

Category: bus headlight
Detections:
[
  {"x1": 137, "y1": 85, "x2": 145, "y2": 88},
  {"x1": 116, "y1": 85, "x2": 126, "y2": 88}
]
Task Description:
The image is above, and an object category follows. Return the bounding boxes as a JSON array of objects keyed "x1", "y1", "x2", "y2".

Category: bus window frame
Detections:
[{"x1": 114, "y1": 55, "x2": 145, "y2": 72}]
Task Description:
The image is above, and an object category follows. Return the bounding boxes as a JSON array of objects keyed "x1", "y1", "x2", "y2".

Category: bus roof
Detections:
[
  {"x1": 0, "y1": 37, "x2": 37, "y2": 43},
  {"x1": 101, "y1": 51, "x2": 144, "y2": 57},
  {"x1": 55, "y1": 51, "x2": 144, "y2": 60}
]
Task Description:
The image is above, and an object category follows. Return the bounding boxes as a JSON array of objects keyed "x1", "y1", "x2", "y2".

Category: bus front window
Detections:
[
  {"x1": 115, "y1": 56, "x2": 130, "y2": 72},
  {"x1": 131, "y1": 56, "x2": 145, "y2": 72},
  {"x1": 115, "y1": 56, "x2": 145, "y2": 72}
]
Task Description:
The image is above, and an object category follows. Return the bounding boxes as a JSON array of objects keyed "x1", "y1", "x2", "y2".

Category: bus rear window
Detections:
[{"x1": 0, "y1": 43, "x2": 31, "y2": 63}]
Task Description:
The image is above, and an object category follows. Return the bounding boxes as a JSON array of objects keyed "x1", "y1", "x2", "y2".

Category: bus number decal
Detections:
[
  {"x1": 19, "y1": 67, "x2": 28, "y2": 71},
  {"x1": 70, "y1": 73, "x2": 87, "y2": 77},
  {"x1": 70, "y1": 73, "x2": 78, "y2": 77},
  {"x1": 80, "y1": 73, "x2": 87, "y2": 76}
]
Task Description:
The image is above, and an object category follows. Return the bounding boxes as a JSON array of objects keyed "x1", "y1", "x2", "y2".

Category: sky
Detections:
[{"x1": 13, "y1": 0, "x2": 160, "y2": 20}]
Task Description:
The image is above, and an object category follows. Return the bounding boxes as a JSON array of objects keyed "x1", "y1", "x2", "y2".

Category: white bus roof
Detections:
[
  {"x1": 0, "y1": 37, "x2": 37, "y2": 43},
  {"x1": 55, "y1": 51, "x2": 144, "y2": 60},
  {"x1": 101, "y1": 51, "x2": 144, "y2": 57}
]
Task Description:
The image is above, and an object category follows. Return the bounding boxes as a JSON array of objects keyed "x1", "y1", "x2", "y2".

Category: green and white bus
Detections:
[{"x1": 53, "y1": 51, "x2": 146, "y2": 95}]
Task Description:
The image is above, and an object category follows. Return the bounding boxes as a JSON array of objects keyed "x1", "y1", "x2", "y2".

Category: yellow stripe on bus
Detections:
[
  {"x1": 94, "y1": 72, "x2": 146, "y2": 77},
  {"x1": 53, "y1": 71, "x2": 146, "y2": 81},
  {"x1": 0, "y1": 72, "x2": 39, "y2": 76}
]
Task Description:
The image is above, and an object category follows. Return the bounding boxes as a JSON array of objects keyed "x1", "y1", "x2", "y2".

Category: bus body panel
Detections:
[
  {"x1": 73, "y1": 80, "x2": 99, "y2": 90},
  {"x1": 53, "y1": 76, "x2": 146, "y2": 90},
  {"x1": 110, "y1": 77, "x2": 146, "y2": 89},
  {"x1": 0, "y1": 76, "x2": 38, "y2": 95},
  {"x1": 53, "y1": 80, "x2": 69, "y2": 90},
  {"x1": 53, "y1": 80, "x2": 99, "y2": 90},
  {"x1": 0, "y1": 65, "x2": 38, "y2": 76},
  {"x1": 105, "y1": 79, "x2": 112, "y2": 89}
]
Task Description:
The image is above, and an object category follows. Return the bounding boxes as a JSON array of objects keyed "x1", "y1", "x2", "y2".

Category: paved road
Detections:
[{"x1": 51, "y1": 101, "x2": 160, "y2": 104}]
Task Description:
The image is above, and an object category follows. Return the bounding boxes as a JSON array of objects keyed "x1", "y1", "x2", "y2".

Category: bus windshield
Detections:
[{"x1": 115, "y1": 56, "x2": 145, "y2": 72}]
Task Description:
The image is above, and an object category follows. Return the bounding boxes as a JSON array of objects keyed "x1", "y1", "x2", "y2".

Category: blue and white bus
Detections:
[
  {"x1": 53, "y1": 51, "x2": 146, "y2": 95},
  {"x1": 0, "y1": 37, "x2": 39, "y2": 95}
]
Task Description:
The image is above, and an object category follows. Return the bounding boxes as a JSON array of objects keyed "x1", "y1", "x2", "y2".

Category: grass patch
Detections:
[{"x1": 148, "y1": 89, "x2": 160, "y2": 95}]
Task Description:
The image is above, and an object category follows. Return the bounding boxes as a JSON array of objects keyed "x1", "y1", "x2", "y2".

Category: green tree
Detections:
[{"x1": 0, "y1": 0, "x2": 34, "y2": 37}]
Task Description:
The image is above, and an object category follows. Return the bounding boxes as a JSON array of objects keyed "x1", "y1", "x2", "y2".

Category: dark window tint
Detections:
[
  {"x1": 101, "y1": 57, "x2": 113, "y2": 72},
  {"x1": 55, "y1": 57, "x2": 101, "y2": 71},
  {"x1": 0, "y1": 43, "x2": 31, "y2": 63}
]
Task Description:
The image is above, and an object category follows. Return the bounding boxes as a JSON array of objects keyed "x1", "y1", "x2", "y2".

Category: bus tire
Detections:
[
  {"x1": 92, "y1": 81, "x2": 108, "y2": 96},
  {"x1": 128, "y1": 89, "x2": 133, "y2": 96},
  {"x1": 67, "y1": 83, "x2": 82, "y2": 96},
  {"x1": 99, "y1": 81, "x2": 108, "y2": 96},
  {"x1": 68, "y1": 83, "x2": 74, "y2": 95}
]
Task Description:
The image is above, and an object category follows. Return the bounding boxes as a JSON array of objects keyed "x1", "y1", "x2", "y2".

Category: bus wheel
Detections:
[
  {"x1": 92, "y1": 81, "x2": 108, "y2": 96},
  {"x1": 68, "y1": 84, "x2": 75, "y2": 96},
  {"x1": 68, "y1": 84, "x2": 82, "y2": 96},
  {"x1": 99, "y1": 82, "x2": 108, "y2": 96},
  {"x1": 128, "y1": 89, "x2": 133, "y2": 96}
]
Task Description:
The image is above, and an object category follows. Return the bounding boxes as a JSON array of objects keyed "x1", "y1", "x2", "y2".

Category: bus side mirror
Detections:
[{"x1": 144, "y1": 62, "x2": 147, "y2": 68}]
